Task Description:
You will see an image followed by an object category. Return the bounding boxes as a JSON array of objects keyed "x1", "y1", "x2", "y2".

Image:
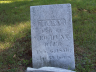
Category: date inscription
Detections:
[
  {"x1": 36, "y1": 48, "x2": 72, "y2": 54},
  {"x1": 37, "y1": 55, "x2": 71, "y2": 61}
]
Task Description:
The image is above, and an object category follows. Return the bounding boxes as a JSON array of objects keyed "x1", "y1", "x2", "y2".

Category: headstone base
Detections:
[{"x1": 25, "y1": 67, "x2": 76, "y2": 72}]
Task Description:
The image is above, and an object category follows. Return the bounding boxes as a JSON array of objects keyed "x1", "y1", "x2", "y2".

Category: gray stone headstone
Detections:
[{"x1": 30, "y1": 4, "x2": 75, "y2": 70}]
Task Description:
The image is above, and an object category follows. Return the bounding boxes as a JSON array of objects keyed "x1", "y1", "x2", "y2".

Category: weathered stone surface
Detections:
[
  {"x1": 30, "y1": 4, "x2": 75, "y2": 70},
  {"x1": 26, "y1": 67, "x2": 76, "y2": 72}
]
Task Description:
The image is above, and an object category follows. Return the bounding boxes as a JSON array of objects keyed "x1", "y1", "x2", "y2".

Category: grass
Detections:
[{"x1": 0, "y1": 0, "x2": 96, "y2": 72}]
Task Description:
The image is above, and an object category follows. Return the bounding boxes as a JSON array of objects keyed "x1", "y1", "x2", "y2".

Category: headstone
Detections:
[
  {"x1": 25, "y1": 67, "x2": 76, "y2": 72},
  {"x1": 30, "y1": 4, "x2": 75, "y2": 70}
]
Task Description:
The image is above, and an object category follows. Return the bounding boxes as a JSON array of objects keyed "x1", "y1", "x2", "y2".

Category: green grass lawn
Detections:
[{"x1": 0, "y1": 0, "x2": 96, "y2": 72}]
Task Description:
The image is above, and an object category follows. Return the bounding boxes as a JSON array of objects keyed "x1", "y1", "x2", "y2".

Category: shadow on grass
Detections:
[
  {"x1": 0, "y1": 1, "x2": 34, "y2": 71},
  {"x1": 0, "y1": 1, "x2": 34, "y2": 26},
  {"x1": 0, "y1": 30, "x2": 32, "y2": 71}
]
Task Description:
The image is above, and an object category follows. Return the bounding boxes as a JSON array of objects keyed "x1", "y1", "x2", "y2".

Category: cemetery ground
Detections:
[{"x1": 0, "y1": 0, "x2": 96, "y2": 72}]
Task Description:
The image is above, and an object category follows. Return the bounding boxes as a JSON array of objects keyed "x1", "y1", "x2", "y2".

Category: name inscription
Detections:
[
  {"x1": 38, "y1": 18, "x2": 66, "y2": 27},
  {"x1": 39, "y1": 35, "x2": 64, "y2": 40},
  {"x1": 39, "y1": 34, "x2": 71, "y2": 40}
]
